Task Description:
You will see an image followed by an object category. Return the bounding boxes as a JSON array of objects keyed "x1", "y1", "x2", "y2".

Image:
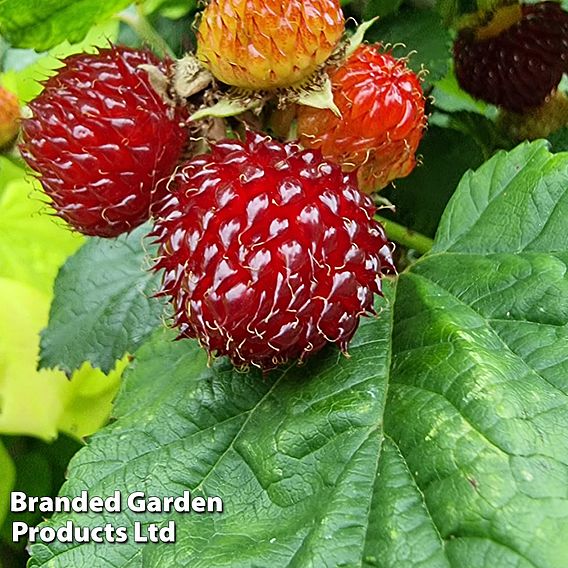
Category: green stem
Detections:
[
  {"x1": 118, "y1": 7, "x2": 176, "y2": 59},
  {"x1": 375, "y1": 215, "x2": 434, "y2": 256}
]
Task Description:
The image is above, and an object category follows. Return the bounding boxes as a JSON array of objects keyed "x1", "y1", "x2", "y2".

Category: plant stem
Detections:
[
  {"x1": 118, "y1": 7, "x2": 176, "y2": 59},
  {"x1": 375, "y1": 215, "x2": 434, "y2": 255}
]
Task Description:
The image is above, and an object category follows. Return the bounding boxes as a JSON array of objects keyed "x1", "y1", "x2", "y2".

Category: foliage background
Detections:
[{"x1": 0, "y1": 0, "x2": 567, "y2": 566}]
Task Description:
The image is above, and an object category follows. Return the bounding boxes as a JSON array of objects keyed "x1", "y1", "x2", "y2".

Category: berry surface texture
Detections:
[
  {"x1": 20, "y1": 47, "x2": 188, "y2": 237},
  {"x1": 153, "y1": 133, "x2": 394, "y2": 369}
]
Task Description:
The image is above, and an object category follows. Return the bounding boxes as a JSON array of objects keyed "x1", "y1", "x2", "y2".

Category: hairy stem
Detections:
[{"x1": 375, "y1": 215, "x2": 434, "y2": 255}]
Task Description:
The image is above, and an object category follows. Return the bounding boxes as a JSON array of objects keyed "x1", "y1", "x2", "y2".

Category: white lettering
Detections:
[
  {"x1": 133, "y1": 521, "x2": 148, "y2": 542},
  {"x1": 105, "y1": 491, "x2": 121, "y2": 513},
  {"x1": 192, "y1": 496, "x2": 205, "y2": 513},
  {"x1": 12, "y1": 522, "x2": 29, "y2": 542},
  {"x1": 207, "y1": 496, "x2": 223, "y2": 513},
  {"x1": 10, "y1": 492, "x2": 28, "y2": 513},
  {"x1": 90, "y1": 496, "x2": 103, "y2": 512},
  {"x1": 173, "y1": 492, "x2": 190, "y2": 513},
  {"x1": 128, "y1": 492, "x2": 146, "y2": 513}
]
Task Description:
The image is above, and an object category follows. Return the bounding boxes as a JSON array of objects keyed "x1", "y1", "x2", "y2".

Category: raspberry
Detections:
[
  {"x1": 454, "y1": 3, "x2": 568, "y2": 113},
  {"x1": 0, "y1": 86, "x2": 19, "y2": 150},
  {"x1": 196, "y1": 0, "x2": 345, "y2": 90},
  {"x1": 152, "y1": 132, "x2": 394, "y2": 369},
  {"x1": 20, "y1": 47, "x2": 188, "y2": 238},
  {"x1": 297, "y1": 44, "x2": 426, "y2": 193}
]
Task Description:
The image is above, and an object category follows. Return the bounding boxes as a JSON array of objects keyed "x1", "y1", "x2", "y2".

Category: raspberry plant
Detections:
[{"x1": 1, "y1": 1, "x2": 568, "y2": 567}]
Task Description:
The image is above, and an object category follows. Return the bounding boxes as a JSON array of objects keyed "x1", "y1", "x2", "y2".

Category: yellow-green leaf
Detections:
[
  {"x1": 0, "y1": 278, "x2": 123, "y2": 441},
  {"x1": 0, "y1": 176, "x2": 82, "y2": 294}
]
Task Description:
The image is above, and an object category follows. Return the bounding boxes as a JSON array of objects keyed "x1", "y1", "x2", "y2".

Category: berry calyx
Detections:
[
  {"x1": 0, "y1": 86, "x2": 19, "y2": 150},
  {"x1": 152, "y1": 132, "x2": 394, "y2": 369},
  {"x1": 196, "y1": 0, "x2": 345, "y2": 90},
  {"x1": 297, "y1": 44, "x2": 426, "y2": 193},
  {"x1": 20, "y1": 46, "x2": 188, "y2": 238},
  {"x1": 454, "y1": 2, "x2": 568, "y2": 113},
  {"x1": 498, "y1": 90, "x2": 568, "y2": 141}
]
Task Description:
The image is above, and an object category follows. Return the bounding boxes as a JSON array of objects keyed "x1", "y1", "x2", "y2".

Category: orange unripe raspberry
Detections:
[
  {"x1": 196, "y1": 0, "x2": 345, "y2": 89},
  {"x1": 0, "y1": 87, "x2": 19, "y2": 149},
  {"x1": 298, "y1": 44, "x2": 426, "y2": 193}
]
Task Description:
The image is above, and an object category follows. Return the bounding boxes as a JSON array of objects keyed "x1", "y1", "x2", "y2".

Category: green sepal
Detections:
[
  {"x1": 295, "y1": 75, "x2": 341, "y2": 117},
  {"x1": 190, "y1": 97, "x2": 262, "y2": 121},
  {"x1": 346, "y1": 17, "x2": 380, "y2": 57}
]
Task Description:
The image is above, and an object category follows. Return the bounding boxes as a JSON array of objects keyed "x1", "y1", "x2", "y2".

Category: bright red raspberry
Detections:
[
  {"x1": 20, "y1": 46, "x2": 188, "y2": 238},
  {"x1": 152, "y1": 132, "x2": 394, "y2": 369},
  {"x1": 297, "y1": 44, "x2": 426, "y2": 193},
  {"x1": 454, "y1": 3, "x2": 568, "y2": 113},
  {"x1": 0, "y1": 86, "x2": 19, "y2": 150},
  {"x1": 197, "y1": 0, "x2": 345, "y2": 89}
]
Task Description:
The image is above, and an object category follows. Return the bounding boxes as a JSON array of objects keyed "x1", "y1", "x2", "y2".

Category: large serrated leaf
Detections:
[
  {"x1": 29, "y1": 141, "x2": 568, "y2": 567},
  {"x1": 0, "y1": 0, "x2": 130, "y2": 51},
  {"x1": 39, "y1": 224, "x2": 166, "y2": 375}
]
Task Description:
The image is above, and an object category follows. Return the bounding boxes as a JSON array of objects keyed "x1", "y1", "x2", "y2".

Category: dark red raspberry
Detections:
[
  {"x1": 152, "y1": 132, "x2": 394, "y2": 369},
  {"x1": 20, "y1": 46, "x2": 188, "y2": 237},
  {"x1": 454, "y1": 2, "x2": 568, "y2": 113}
]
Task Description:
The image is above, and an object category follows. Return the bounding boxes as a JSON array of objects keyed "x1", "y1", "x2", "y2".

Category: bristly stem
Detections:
[
  {"x1": 375, "y1": 215, "x2": 434, "y2": 255},
  {"x1": 118, "y1": 6, "x2": 176, "y2": 60}
]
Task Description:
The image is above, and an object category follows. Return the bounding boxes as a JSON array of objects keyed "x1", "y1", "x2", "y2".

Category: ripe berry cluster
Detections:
[{"x1": 18, "y1": 0, "x2": 430, "y2": 368}]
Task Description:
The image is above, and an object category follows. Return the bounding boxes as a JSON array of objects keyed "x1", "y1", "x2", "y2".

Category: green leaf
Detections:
[
  {"x1": 0, "y1": 0, "x2": 130, "y2": 51},
  {"x1": 0, "y1": 435, "x2": 82, "y2": 566},
  {"x1": 0, "y1": 278, "x2": 122, "y2": 441},
  {"x1": 429, "y1": 111, "x2": 511, "y2": 159},
  {"x1": 367, "y1": 7, "x2": 451, "y2": 88},
  {"x1": 0, "y1": 174, "x2": 83, "y2": 294},
  {"x1": 432, "y1": 69, "x2": 498, "y2": 118},
  {"x1": 436, "y1": 0, "x2": 501, "y2": 27},
  {"x1": 28, "y1": 141, "x2": 568, "y2": 567},
  {"x1": 28, "y1": 291, "x2": 395, "y2": 567},
  {"x1": 0, "y1": 156, "x2": 26, "y2": 194},
  {"x1": 141, "y1": 0, "x2": 197, "y2": 19},
  {"x1": 40, "y1": 224, "x2": 166, "y2": 375},
  {"x1": 363, "y1": 0, "x2": 403, "y2": 19},
  {"x1": 0, "y1": 20, "x2": 119, "y2": 104}
]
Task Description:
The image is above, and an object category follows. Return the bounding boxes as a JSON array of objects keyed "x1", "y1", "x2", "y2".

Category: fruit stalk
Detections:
[{"x1": 375, "y1": 215, "x2": 433, "y2": 255}]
